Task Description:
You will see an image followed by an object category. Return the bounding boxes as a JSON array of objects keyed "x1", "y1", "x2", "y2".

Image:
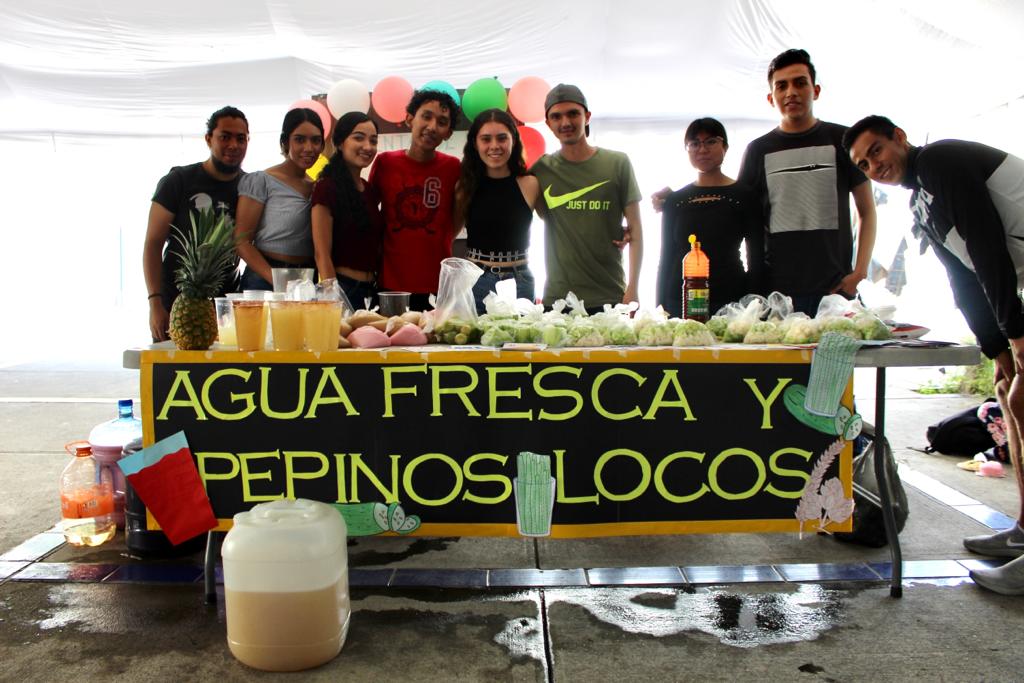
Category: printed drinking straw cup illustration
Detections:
[
  {"x1": 515, "y1": 451, "x2": 556, "y2": 536},
  {"x1": 804, "y1": 332, "x2": 861, "y2": 416},
  {"x1": 782, "y1": 332, "x2": 864, "y2": 440}
]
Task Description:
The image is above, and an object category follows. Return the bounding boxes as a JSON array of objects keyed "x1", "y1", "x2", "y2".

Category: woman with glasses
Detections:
[{"x1": 655, "y1": 117, "x2": 764, "y2": 317}]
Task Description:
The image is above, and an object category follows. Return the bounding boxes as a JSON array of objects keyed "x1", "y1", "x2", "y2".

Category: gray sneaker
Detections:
[
  {"x1": 963, "y1": 525, "x2": 1024, "y2": 558},
  {"x1": 970, "y1": 554, "x2": 1024, "y2": 595}
]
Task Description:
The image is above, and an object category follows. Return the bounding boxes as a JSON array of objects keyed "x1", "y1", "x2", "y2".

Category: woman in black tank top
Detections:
[{"x1": 455, "y1": 109, "x2": 541, "y2": 313}]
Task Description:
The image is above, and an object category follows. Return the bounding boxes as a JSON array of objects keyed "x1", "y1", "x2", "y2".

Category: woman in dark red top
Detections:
[{"x1": 312, "y1": 112, "x2": 384, "y2": 308}]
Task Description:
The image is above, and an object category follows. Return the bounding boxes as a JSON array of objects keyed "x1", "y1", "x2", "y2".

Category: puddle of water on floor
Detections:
[{"x1": 546, "y1": 584, "x2": 847, "y2": 648}]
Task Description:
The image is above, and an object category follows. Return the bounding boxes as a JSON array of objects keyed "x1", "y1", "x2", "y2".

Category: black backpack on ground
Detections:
[
  {"x1": 833, "y1": 424, "x2": 909, "y2": 548},
  {"x1": 925, "y1": 400, "x2": 999, "y2": 457}
]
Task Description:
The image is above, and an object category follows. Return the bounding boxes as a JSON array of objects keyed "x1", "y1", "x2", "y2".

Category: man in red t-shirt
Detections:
[{"x1": 369, "y1": 90, "x2": 461, "y2": 310}]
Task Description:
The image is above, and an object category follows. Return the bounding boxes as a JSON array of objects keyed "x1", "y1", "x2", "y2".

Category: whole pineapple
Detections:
[{"x1": 168, "y1": 209, "x2": 239, "y2": 350}]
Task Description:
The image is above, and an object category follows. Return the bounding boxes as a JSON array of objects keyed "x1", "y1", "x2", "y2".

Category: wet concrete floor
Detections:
[
  {"x1": 3, "y1": 364, "x2": 1024, "y2": 680},
  {"x1": 4, "y1": 577, "x2": 1021, "y2": 681}
]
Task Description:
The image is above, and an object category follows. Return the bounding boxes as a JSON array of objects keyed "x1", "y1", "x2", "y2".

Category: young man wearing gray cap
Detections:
[{"x1": 531, "y1": 84, "x2": 643, "y2": 311}]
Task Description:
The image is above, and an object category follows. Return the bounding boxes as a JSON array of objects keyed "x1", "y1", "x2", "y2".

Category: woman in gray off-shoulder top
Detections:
[{"x1": 234, "y1": 108, "x2": 325, "y2": 290}]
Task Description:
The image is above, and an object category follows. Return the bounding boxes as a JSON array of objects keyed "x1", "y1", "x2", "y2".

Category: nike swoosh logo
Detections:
[
  {"x1": 543, "y1": 181, "x2": 610, "y2": 209},
  {"x1": 1007, "y1": 539, "x2": 1024, "y2": 547}
]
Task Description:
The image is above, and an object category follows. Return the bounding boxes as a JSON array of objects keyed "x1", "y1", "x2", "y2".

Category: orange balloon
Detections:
[
  {"x1": 518, "y1": 125, "x2": 546, "y2": 168},
  {"x1": 508, "y1": 76, "x2": 550, "y2": 123},
  {"x1": 372, "y1": 76, "x2": 415, "y2": 123}
]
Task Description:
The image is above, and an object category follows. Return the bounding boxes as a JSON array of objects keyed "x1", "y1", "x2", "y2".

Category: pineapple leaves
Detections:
[{"x1": 169, "y1": 208, "x2": 241, "y2": 299}]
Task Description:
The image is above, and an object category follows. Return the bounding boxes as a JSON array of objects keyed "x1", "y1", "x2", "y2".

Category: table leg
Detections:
[
  {"x1": 204, "y1": 531, "x2": 224, "y2": 604},
  {"x1": 873, "y1": 366, "x2": 903, "y2": 598}
]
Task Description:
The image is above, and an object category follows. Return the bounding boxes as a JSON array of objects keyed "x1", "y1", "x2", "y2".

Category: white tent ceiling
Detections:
[
  {"x1": 3, "y1": 0, "x2": 1023, "y2": 136},
  {"x1": 1, "y1": 0, "x2": 1017, "y2": 359}
]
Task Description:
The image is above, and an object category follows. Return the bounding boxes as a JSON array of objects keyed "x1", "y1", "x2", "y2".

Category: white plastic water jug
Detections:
[
  {"x1": 88, "y1": 399, "x2": 142, "y2": 528},
  {"x1": 222, "y1": 499, "x2": 350, "y2": 672}
]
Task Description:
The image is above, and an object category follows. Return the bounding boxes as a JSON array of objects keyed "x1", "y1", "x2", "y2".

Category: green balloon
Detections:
[{"x1": 462, "y1": 78, "x2": 508, "y2": 121}]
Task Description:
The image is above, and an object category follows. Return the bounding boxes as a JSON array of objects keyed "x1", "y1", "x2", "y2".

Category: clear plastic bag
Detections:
[
  {"x1": 315, "y1": 278, "x2": 354, "y2": 318},
  {"x1": 815, "y1": 294, "x2": 855, "y2": 319},
  {"x1": 766, "y1": 291, "x2": 793, "y2": 321},
  {"x1": 482, "y1": 291, "x2": 517, "y2": 319},
  {"x1": 433, "y1": 258, "x2": 483, "y2": 327},
  {"x1": 779, "y1": 312, "x2": 820, "y2": 344},
  {"x1": 560, "y1": 292, "x2": 590, "y2": 318},
  {"x1": 723, "y1": 297, "x2": 768, "y2": 342}
]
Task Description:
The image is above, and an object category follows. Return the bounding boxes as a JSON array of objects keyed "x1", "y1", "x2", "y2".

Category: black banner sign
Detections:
[{"x1": 141, "y1": 348, "x2": 852, "y2": 537}]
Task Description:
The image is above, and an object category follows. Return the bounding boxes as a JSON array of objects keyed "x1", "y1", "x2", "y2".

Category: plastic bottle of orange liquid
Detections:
[
  {"x1": 682, "y1": 234, "x2": 710, "y2": 322},
  {"x1": 60, "y1": 442, "x2": 116, "y2": 547}
]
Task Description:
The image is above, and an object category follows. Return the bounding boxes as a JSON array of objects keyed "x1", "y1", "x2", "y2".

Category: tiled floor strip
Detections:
[{"x1": 1, "y1": 466, "x2": 1014, "y2": 589}]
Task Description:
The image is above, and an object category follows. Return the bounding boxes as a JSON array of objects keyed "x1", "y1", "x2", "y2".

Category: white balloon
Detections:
[{"x1": 326, "y1": 78, "x2": 370, "y2": 117}]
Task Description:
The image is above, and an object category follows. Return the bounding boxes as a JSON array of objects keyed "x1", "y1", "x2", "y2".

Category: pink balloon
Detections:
[
  {"x1": 290, "y1": 99, "x2": 332, "y2": 137},
  {"x1": 518, "y1": 125, "x2": 546, "y2": 168},
  {"x1": 372, "y1": 76, "x2": 415, "y2": 123},
  {"x1": 508, "y1": 76, "x2": 550, "y2": 123}
]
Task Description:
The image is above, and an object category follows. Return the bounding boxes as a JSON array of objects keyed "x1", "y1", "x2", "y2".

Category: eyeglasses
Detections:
[{"x1": 685, "y1": 137, "x2": 724, "y2": 152}]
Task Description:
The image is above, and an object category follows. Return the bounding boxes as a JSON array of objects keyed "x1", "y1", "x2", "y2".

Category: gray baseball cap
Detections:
[{"x1": 544, "y1": 84, "x2": 589, "y2": 115}]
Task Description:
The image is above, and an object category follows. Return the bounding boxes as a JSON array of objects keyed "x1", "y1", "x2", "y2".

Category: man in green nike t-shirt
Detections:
[{"x1": 532, "y1": 84, "x2": 644, "y2": 311}]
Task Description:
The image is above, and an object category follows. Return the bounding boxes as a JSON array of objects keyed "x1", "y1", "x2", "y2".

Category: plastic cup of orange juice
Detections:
[
  {"x1": 270, "y1": 301, "x2": 305, "y2": 351},
  {"x1": 302, "y1": 301, "x2": 342, "y2": 352},
  {"x1": 232, "y1": 300, "x2": 266, "y2": 352}
]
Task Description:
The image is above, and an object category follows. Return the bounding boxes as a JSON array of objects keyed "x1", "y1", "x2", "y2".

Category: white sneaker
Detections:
[
  {"x1": 970, "y1": 554, "x2": 1024, "y2": 595},
  {"x1": 963, "y1": 524, "x2": 1024, "y2": 558}
]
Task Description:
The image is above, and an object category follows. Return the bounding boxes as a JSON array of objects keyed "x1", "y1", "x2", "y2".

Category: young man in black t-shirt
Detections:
[
  {"x1": 737, "y1": 49, "x2": 877, "y2": 316},
  {"x1": 143, "y1": 106, "x2": 249, "y2": 341},
  {"x1": 846, "y1": 115, "x2": 1024, "y2": 595}
]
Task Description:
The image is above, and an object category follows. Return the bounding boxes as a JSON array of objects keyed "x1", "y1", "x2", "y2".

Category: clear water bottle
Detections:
[
  {"x1": 88, "y1": 399, "x2": 142, "y2": 528},
  {"x1": 61, "y1": 441, "x2": 116, "y2": 547}
]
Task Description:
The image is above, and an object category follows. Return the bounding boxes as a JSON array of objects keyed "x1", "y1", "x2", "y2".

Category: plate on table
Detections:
[{"x1": 887, "y1": 322, "x2": 930, "y2": 339}]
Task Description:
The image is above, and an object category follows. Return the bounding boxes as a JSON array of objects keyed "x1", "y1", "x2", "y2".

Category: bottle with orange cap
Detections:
[
  {"x1": 682, "y1": 234, "x2": 710, "y2": 322},
  {"x1": 60, "y1": 441, "x2": 116, "y2": 547}
]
